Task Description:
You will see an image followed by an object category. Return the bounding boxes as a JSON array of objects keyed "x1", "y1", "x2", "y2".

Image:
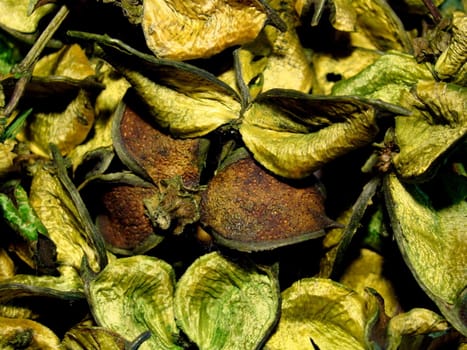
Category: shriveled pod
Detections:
[
  {"x1": 112, "y1": 102, "x2": 210, "y2": 188},
  {"x1": 93, "y1": 174, "x2": 164, "y2": 255},
  {"x1": 200, "y1": 151, "x2": 338, "y2": 252}
]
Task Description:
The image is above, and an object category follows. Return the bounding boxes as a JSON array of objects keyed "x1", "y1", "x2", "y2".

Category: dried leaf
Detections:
[
  {"x1": 142, "y1": 0, "x2": 268, "y2": 60},
  {"x1": 0, "y1": 317, "x2": 60, "y2": 349}
]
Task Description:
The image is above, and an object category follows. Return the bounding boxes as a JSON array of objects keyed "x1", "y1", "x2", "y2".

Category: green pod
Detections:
[
  {"x1": 174, "y1": 252, "x2": 280, "y2": 350},
  {"x1": 87, "y1": 255, "x2": 183, "y2": 350}
]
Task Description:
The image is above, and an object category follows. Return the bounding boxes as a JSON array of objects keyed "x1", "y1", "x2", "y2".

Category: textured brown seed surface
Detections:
[
  {"x1": 96, "y1": 185, "x2": 158, "y2": 250},
  {"x1": 200, "y1": 157, "x2": 335, "y2": 251},
  {"x1": 119, "y1": 106, "x2": 204, "y2": 188}
]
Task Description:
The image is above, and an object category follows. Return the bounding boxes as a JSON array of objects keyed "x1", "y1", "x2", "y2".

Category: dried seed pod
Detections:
[
  {"x1": 200, "y1": 154, "x2": 337, "y2": 251},
  {"x1": 112, "y1": 103, "x2": 209, "y2": 188},
  {"x1": 86, "y1": 255, "x2": 182, "y2": 350},
  {"x1": 174, "y1": 251, "x2": 280, "y2": 350},
  {"x1": 94, "y1": 176, "x2": 164, "y2": 255}
]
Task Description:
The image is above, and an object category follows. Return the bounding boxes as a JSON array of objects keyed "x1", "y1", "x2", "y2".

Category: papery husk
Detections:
[
  {"x1": 0, "y1": 265, "x2": 84, "y2": 303},
  {"x1": 386, "y1": 308, "x2": 452, "y2": 350},
  {"x1": 29, "y1": 164, "x2": 103, "y2": 272},
  {"x1": 384, "y1": 173, "x2": 467, "y2": 336},
  {"x1": 0, "y1": 0, "x2": 55, "y2": 33},
  {"x1": 200, "y1": 154, "x2": 336, "y2": 252},
  {"x1": 240, "y1": 90, "x2": 406, "y2": 179},
  {"x1": 174, "y1": 251, "x2": 280, "y2": 350},
  {"x1": 62, "y1": 326, "x2": 127, "y2": 350},
  {"x1": 393, "y1": 80, "x2": 467, "y2": 181},
  {"x1": 0, "y1": 317, "x2": 60, "y2": 349},
  {"x1": 331, "y1": 51, "x2": 433, "y2": 104},
  {"x1": 0, "y1": 139, "x2": 17, "y2": 178},
  {"x1": 89, "y1": 38, "x2": 242, "y2": 138},
  {"x1": 142, "y1": 0, "x2": 269, "y2": 60},
  {"x1": 435, "y1": 11, "x2": 467, "y2": 85},
  {"x1": 87, "y1": 255, "x2": 182, "y2": 350},
  {"x1": 264, "y1": 278, "x2": 379, "y2": 350}
]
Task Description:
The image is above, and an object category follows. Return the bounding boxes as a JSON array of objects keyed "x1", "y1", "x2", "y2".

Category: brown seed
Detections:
[
  {"x1": 116, "y1": 105, "x2": 208, "y2": 188},
  {"x1": 200, "y1": 156, "x2": 337, "y2": 252}
]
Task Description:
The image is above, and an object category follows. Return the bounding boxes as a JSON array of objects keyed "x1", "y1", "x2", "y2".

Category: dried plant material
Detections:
[
  {"x1": 62, "y1": 326, "x2": 127, "y2": 350},
  {"x1": 33, "y1": 44, "x2": 95, "y2": 80},
  {"x1": 332, "y1": 52, "x2": 433, "y2": 104},
  {"x1": 22, "y1": 89, "x2": 95, "y2": 157},
  {"x1": 200, "y1": 155, "x2": 336, "y2": 251},
  {"x1": 29, "y1": 165, "x2": 102, "y2": 271},
  {"x1": 393, "y1": 80, "x2": 467, "y2": 181},
  {"x1": 175, "y1": 252, "x2": 280, "y2": 350},
  {"x1": 265, "y1": 278, "x2": 379, "y2": 349},
  {"x1": 0, "y1": 316, "x2": 60, "y2": 349},
  {"x1": 113, "y1": 103, "x2": 209, "y2": 187},
  {"x1": 142, "y1": 0, "x2": 268, "y2": 60},
  {"x1": 87, "y1": 255, "x2": 182, "y2": 350},
  {"x1": 435, "y1": 11, "x2": 467, "y2": 85},
  {"x1": 384, "y1": 173, "x2": 467, "y2": 335},
  {"x1": 0, "y1": 139, "x2": 17, "y2": 177},
  {"x1": 0, "y1": 0, "x2": 55, "y2": 33},
  {"x1": 386, "y1": 308, "x2": 450, "y2": 350},
  {"x1": 240, "y1": 90, "x2": 391, "y2": 179}
]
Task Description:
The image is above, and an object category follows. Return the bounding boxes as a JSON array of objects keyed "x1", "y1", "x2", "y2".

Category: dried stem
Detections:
[
  {"x1": 422, "y1": 0, "x2": 442, "y2": 23},
  {"x1": 1, "y1": 5, "x2": 69, "y2": 120}
]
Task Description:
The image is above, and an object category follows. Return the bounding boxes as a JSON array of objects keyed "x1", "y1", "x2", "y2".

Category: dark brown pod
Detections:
[
  {"x1": 95, "y1": 180, "x2": 164, "y2": 255},
  {"x1": 200, "y1": 154, "x2": 338, "y2": 252},
  {"x1": 112, "y1": 102, "x2": 209, "y2": 188}
]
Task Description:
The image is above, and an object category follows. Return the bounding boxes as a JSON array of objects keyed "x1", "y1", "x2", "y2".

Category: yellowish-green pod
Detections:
[{"x1": 175, "y1": 252, "x2": 280, "y2": 350}]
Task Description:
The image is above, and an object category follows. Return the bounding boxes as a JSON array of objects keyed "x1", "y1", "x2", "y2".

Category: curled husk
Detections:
[
  {"x1": 240, "y1": 89, "x2": 405, "y2": 179},
  {"x1": 29, "y1": 164, "x2": 103, "y2": 272},
  {"x1": 0, "y1": 317, "x2": 60, "y2": 349},
  {"x1": 95, "y1": 42, "x2": 241, "y2": 137},
  {"x1": 142, "y1": 0, "x2": 269, "y2": 60},
  {"x1": 264, "y1": 278, "x2": 379, "y2": 349},
  {"x1": 0, "y1": 139, "x2": 17, "y2": 178},
  {"x1": 62, "y1": 326, "x2": 127, "y2": 350},
  {"x1": 384, "y1": 173, "x2": 467, "y2": 336},
  {"x1": 435, "y1": 11, "x2": 467, "y2": 85},
  {"x1": 87, "y1": 255, "x2": 182, "y2": 350},
  {"x1": 200, "y1": 153, "x2": 337, "y2": 251},
  {"x1": 393, "y1": 80, "x2": 467, "y2": 181},
  {"x1": 174, "y1": 252, "x2": 280, "y2": 350}
]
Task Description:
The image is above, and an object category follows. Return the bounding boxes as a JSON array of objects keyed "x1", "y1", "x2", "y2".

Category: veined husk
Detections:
[
  {"x1": 142, "y1": 0, "x2": 271, "y2": 60},
  {"x1": 331, "y1": 51, "x2": 434, "y2": 104},
  {"x1": 386, "y1": 308, "x2": 452, "y2": 350},
  {"x1": 29, "y1": 162, "x2": 106, "y2": 272},
  {"x1": 264, "y1": 278, "x2": 380, "y2": 349},
  {"x1": 434, "y1": 11, "x2": 467, "y2": 86},
  {"x1": 86, "y1": 255, "x2": 182, "y2": 350},
  {"x1": 0, "y1": 265, "x2": 84, "y2": 303},
  {"x1": 240, "y1": 89, "x2": 407, "y2": 179},
  {"x1": 62, "y1": 326, "x2": 127, "y2": 350},
  {"x1": 393, "y1": 80, "x2": 467, "y2": 181},
  {"x1": 384, "y1": 173, "x2": 467, "y2": 336},
  {"x1": 19, "y1": 44, "x2": 98, "y2": 157},
  {"x1": 174, "y1": 251, "x2": 280, "y2": 350},
  {"x1": 0, "y1": 317, "x2": 60, "y2": 349}
]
